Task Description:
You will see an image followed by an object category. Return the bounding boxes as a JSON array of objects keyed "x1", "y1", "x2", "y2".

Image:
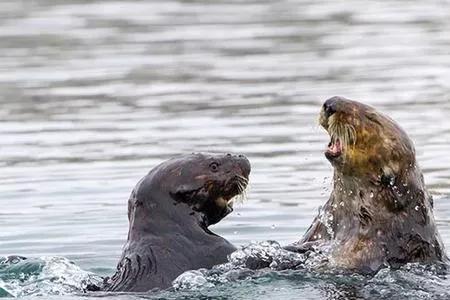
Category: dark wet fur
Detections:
[{"x1": 102, "y1": 153, "x2": 250, "y2": 292}]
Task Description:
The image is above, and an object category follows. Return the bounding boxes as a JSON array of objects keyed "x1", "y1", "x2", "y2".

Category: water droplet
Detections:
[
  {"x1": 271, "y1": 225, "x2": 276, "y2": 230},
  {"x1": 370, "y1": 192, "x2": 374, "y2": 198},
  {"x1": 339, "y1": 201, "x2": 344, "y2": 207},
  {"x1": 415, "y1": 206, "x2": 419, "y2": 211}
]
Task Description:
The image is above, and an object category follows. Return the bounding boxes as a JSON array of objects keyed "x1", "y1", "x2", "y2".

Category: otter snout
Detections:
[
  {"x1": 323, "y1": 96, "x2": 340, "y2": 118},
  {"x1": 234, "y1": 154, "x2": 251, "y2": 178}
]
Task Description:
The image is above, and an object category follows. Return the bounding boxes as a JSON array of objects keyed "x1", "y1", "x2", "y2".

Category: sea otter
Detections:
[
  {"x1": 105, "y1": 153, "x2": 250, "y2": 292},
  {"x1": 288, "y1": 96, "x2": 448, "y2": 273}
]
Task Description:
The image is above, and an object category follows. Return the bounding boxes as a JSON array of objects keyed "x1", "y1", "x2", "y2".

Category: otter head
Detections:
[
  {"x1": 319, "y1": 96, "x2": 416, "y2": 180},
  {"x1": 134, "y1": 153, "x2": 250, "y2": 229},
  {"x1": 167, "y1": 153, "x2": 250, "y2": 226},
  {"x1": 297, "y1": 97, "x2": 447, "y2": 271}
]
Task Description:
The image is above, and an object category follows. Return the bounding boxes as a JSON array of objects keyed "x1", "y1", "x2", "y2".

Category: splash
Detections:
[
  {"x1": 0, "y1": 256, "x2": 102, "y2": 298},
  {"x1": 173, "y1": 241, "x2": 316, "y2": 291},
  {"x1": 172, "y1": 241, "x2": 450, "y2": 300}
]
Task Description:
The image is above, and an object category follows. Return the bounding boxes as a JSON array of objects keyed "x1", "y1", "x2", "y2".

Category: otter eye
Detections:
[{"x1": 209, "y1": 162, "x2": 219, "y2": 172}]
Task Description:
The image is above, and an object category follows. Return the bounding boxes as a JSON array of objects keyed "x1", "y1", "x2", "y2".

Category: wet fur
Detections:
[
  {"x1": 105, "y1": 153, "x2": 250, "y2": 292},
  {"x1": 292, "y1": 97, "x2": 448, "y2": 273}
]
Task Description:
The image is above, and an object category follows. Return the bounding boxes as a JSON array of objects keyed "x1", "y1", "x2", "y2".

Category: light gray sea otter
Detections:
[
  {"x1": 287, "y1": 96, "x2": 448, "y2": 273},
  {"x1": 104, "y1": 153, "x2": 250, "y2": 292}
]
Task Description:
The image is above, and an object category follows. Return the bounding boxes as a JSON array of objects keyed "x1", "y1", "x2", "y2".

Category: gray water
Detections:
[{"x1": 1, "y1": 0, "x2": 450, "y2": 299}]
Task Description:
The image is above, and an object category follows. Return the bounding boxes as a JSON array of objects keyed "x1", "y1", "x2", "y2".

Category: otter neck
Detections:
[
  {"x1": 323, "y1": 171, "x2": 392, "y2": 240},
  {"x1": 322, "y1": 166, "x2": 427, "y2": 241},
  {"x1": 127, "y1": 193, "x2": 210, "y2": 242}
]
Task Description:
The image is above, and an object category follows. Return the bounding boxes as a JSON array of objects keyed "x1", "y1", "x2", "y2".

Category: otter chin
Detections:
[
  {"x1": 104, "y1": 153, "x2": 251, "y2": 292},
  {"x1": 290, "y1": 96, "x2": 448, "y2": 273}
]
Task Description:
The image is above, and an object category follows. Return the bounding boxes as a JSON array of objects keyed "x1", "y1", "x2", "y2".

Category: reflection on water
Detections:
[{"x1": 1, "y1": 0, "x2": 450, "y2": 299}]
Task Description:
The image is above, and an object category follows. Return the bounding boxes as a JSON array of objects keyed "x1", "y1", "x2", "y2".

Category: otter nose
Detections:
[
  {"x1": 323, "y1": 97, "x2": 339, "y2": 118},
  {"x1": 236, "y1": 154, "x2": 251, "y2": 177}
]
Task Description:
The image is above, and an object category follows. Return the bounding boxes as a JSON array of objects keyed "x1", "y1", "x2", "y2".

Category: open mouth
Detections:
[
  {"x1": 215, "y1": 196, "x2": 235, "y2": 210},
  {"x1": 201, "y1": 175, "x2": 249, "y2": 226},
  {"x1": 219, "y1": 175, "x2": 249, "y2": 207},
  {"x1": 326, "y1": 137, "x2": 343, "y2": 159},
  {"x1": 215, "y1": 196, "x2": 230, "y2": 206}
]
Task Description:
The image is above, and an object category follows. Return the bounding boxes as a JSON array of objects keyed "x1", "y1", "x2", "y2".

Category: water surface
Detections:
[{"x1": 1, "y1": 0, "x2": 450, "y2": 299}]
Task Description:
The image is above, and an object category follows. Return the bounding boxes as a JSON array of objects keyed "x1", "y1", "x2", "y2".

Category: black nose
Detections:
[
  {"x1": 323, "y1": 97, "x2": 339, "y2": 118},
  {"x1": 236, "y1": 154, "x2": 251, "y2": 177}
]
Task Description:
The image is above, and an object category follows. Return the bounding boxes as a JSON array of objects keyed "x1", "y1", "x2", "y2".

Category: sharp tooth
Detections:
[{"x1": 215, "y1": 197, "x2": 228, "y2": 207}]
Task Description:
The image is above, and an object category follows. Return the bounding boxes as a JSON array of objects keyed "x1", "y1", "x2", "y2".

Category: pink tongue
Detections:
[{"x1": 329, "y1": 139, "x2": 342, "y2": 154}]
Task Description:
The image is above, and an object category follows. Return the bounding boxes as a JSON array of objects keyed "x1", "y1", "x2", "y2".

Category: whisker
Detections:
[
  {"x1": 346, "y1": 124, "x2": 357, "y2": 146},
  {"x1": 327, "y1": 117, "x2": 357, "y2": 150},
  {"x1": 233, "y1": 178, "x2": 249, "y2": 203},
  {"x1": 235, "y1": 176, "x2": 248, "y2": 190},
  {"x1": 236, "y1": 175, "x2": 249, "y2": 185}
]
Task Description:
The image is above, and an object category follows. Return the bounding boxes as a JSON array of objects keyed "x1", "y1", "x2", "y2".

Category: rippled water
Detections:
[{"x1": 1, "y1": 0, "x2": 450, "y2": 299}]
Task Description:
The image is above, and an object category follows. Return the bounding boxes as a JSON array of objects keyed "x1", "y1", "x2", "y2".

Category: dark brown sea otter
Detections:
[
  {"x1": 288, "y1": 96, "x2": 448, "y2": 273},
  {"x1": 105, "y1": 153, "x2": 250, "y2": 292}
]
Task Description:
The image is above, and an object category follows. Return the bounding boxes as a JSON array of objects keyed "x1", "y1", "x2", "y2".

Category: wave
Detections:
[{"x1": 0, "y1": 256, "x2": 102, "y2": 298}]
